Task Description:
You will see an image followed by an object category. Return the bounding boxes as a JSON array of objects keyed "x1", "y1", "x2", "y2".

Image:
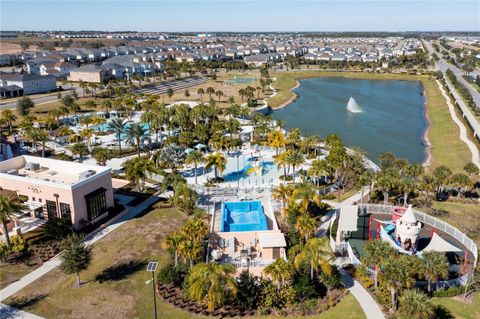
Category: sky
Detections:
[{"x1": 1, "y1": 0, "x2": 479, "y2": 32}]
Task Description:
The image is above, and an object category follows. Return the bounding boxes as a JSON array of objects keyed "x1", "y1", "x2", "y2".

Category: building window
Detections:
[
  {"x1": 46, "y1": 200, "x2": 57, "y2": 220},
  {"x1": 32, "y1": 197, "x2": 35, "y2": 201},
  {"x1": 59, "y1": 202, "x2": 72, "y2": 221},
  {"x1": 39, "y1": 198, "x2": 42, "y2": 203},
  {"x1": 85, "y1": 188, "x2": 107, "y2": 221}
]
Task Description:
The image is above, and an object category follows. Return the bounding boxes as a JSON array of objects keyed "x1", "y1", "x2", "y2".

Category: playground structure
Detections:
[{"x1": 332, "y1": 204, "x2": 477, "y2": 290}]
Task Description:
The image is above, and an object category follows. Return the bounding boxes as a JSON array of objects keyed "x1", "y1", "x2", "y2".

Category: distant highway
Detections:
[
  {"x1": 424, "y1": 40, "x2": 480, "y2": 108},
  {"x1": 0, "y1": 87, "x2": 82, "y2": 111}
]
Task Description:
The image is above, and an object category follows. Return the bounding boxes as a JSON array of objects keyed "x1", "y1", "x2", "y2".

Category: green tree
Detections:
[
  {"x1": 294, "y1": 237, "x2": 334, "y2": 280},
  {"x1": 16, "y1": 97, "x2": 34, "y2": 116},
  {"x1": 286, "y1": 149, "x2": 304, "y2": 183},
  {"x1": 397, "y1": 289, "x2": 434, "y2": 319},
  {"x1": 188, "y1": 262, "x2": 237, "y2": 311},
  {"x1": 185, "y1": 150, "x2": 205, "y2": 185},
  {"x1": 167, "y1": 88, "x2": 174, "y2": 101},
  {"x1": 463, "y1": 162, "x2": 479, "y2": 176},
  {"x1": 184, "y1": 89, "x2": 190, "y2": 97},
  {"x1": 422, "y1": 251, "x2": 449, "y2": 295},
  {"x1": 205, "y1": 152, "x2": 227, "y2": 180},
  {"x1": 125, "y1": 122, "x2": 147, "y2": 157},
  {"x1": 92, "y1": 147, "x2": 112, "y2": 166},
  {"x1": 36, "y1": 128, "x2": 51, "y2": 158},
  {"x1": 449, "y1": 173, "x2": 472, "y2": 198},
  {"x1": 295, "y1": 214, "x2": 317, "y2": 243},
  {"x1": 0, "y1": 194, "x2": 26, "y2": 249},
  {"x1": 262, "y1": 258, "x2": 294, "y2": 288},
  {"x1": 60, "y1": 234, "x2": 92, "y2": 287},
  {"x1": 197, "y1": 88, "x2": 205, "y2": 101},
  {"x1": 432, "y1": 165, "x2": 452, "y2": 195},
  {"x1": 0, "y1": 109, "x2": 17, "y2": 133},
  {"x1": 70, "y1": 142, "x2": 89, "y2": 162},
  {"x1": 363, "y1": 240, "x2": 396, "y2": 288},
  {"x1": 123, "y1": 157, "x2": 157, "y2": 191},
  {"x1": 162, "y1": 231, "x2": 184, "y2": 267},
  {"x1": 108, "y1": 118, "x2": 129, "y2": 151}
]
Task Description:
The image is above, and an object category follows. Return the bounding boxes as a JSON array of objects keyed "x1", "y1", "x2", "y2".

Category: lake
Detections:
[{"x1": 272, "y1": 77, "x2": 427, "y2": 164}]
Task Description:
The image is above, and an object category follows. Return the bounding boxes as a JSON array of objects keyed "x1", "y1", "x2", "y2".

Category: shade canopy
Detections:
[
  {"x1": 422, "y1": 232, "x2": 462, "y2": 253},
  {"x1": 338, "y1": 205, "x2": 358, "y2": 233},
  {"x1": 258, "y1": 232, "x2": 287, "y2": 248}
]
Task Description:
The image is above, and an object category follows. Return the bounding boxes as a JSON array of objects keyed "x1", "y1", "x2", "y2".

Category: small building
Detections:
[
  {"x1": 0, "y1": 155, "x2": 115, "y2": 230},
  {"x1": 68, "y1": 64, "x2": 110, "y2": 83},
  {"x1": 0, "y1": 73, "x2": 57, "y2": 96}
]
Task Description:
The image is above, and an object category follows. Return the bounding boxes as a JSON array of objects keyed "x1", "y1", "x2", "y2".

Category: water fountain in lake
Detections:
[{"x1": 346, "y1": 97, "x2": 362, "y2": 113}]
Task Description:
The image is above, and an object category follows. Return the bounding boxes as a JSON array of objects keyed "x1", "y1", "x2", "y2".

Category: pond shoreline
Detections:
[{"x1": 269, "y1": 72, "x2": 430, "y2": 165}]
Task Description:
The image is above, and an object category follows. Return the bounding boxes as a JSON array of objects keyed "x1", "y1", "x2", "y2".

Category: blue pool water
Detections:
[
  {"x1": 223, "y1": 161, "x2": 275, "y2": 181},
  {"x1": 92, "y1": 122, "x2": 150, "y2": 138},
  {"x1": 221, "y1": 201, "x2": 268, "y2": 232}
]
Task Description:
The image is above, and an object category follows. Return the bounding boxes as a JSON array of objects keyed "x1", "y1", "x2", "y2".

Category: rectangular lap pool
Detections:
[{"x1": 221, "y1": 201, "x2": 268, "y2": 232}]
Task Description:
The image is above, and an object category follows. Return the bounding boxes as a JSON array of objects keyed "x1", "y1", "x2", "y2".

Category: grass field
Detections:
[
  {"x1": 432, "y1": 201, "x2": 480, "y2": 246},
  {"x1": 4, "y1": 206, "x2": 366, "y2": 319},
  {"x1": 0, "y1": 262, "x2": 37, "y2": 290},
  {"x1": 432, "y1": 293, "x2": 480, "y2": 319}
]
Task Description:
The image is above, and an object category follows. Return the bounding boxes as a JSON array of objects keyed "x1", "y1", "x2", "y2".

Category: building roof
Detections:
[
  {"x1": 338, "y1": 205, "x2": 358, "y2": 232},
  {"x1": 258, "y1": 232, "x2": 286, "y2": 248}
]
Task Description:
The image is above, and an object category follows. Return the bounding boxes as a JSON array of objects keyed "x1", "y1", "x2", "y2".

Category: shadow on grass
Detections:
[
  {"x1": 7, "y1": 293, "x2": 48, "y2": 310},
  {"x1": 95, "y1": 259, "x2": 148, "y2": 283},
  {"x1": 433, "y1": 305, "x2": 454, "y2": 319}
]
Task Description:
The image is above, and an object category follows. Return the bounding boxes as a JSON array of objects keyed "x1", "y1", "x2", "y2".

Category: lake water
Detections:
[{"x1": 272, "y1": 77, "x2": 427, "y2": 164}]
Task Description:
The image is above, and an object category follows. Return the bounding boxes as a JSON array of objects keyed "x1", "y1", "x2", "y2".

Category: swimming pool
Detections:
[
  {"x1": 221, "y1": 201, "x2": 268, "y2": 232},
  {"x1": 92, "y1": 122, "x2": 150, "y2": 138}
]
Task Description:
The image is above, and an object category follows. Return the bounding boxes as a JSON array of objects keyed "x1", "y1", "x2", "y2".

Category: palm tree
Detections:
[
  {"x1": 35, "y1": 129, "x2": 50, "y2": 158},
  {"x1": 0, "y1": 194, "x2": 26, "y2": 249},
  {"x1": 376, "y1": 170, "x2": 398, "y2": 205},
  {"x1": 262, "y1": 258, "x2": 294, "y2": 288},
  {"x1": 286, "y1": 149, "x2": 304, "y2": 183},
  {"x1": 179, "y1": 239, "x2": 202, "y2": 268},
  {"x1": 206, "y1": 87, "x2": 215, "y2": 99},
  {"x1": 125, "y1": 123, "x2": 147, "y2": 157},
  {"x1": 92, "y1": 147, "x2": 112, "y2": 166},
  {"x1": 422, "y1": 251, "x2": 449, "y2": 295},
  {"x1": 363, "y1": 239, "x2": 395, "y2": 288},
  {"x1": 205, "y1": 153, "x2": 227, "y2": 181},
  {"x1": 432, "y1": 165, "x2": 452, "y2": 195},
  {"x1": 296, "y1": 214, "x2": 317, "y2": 243},
  {"x1": 188, "y1": 262, "x2": 237, "y2": 311},
  {"x1": 185, "y1": 150, "x2": 205, "y2": 185},
  {"x1": 449, "y1": 173, "x2": 472, "y2": 198},
  {"x1": 214, "y1": 90, "x2": 224, "y2": 102},
  {"x1": 294, "y1": 237, "x2": 334, "y2": 280},
  {"x1": 358, "y1": 171, "x2": 375, "y2": 203},
  {"x1": 267, "y1": 130, "x2": 286, "y2": 154},
  {"x1": 181, "y1": 218, "x2": 208, "y2": 243},
  {"x1": 0, "y1": 109, "x2": 17, "y2": 133},
  {"x1": 70, "y1": 142, "x2": 89, "y2": 162},
  {"x1": 162, "y1": 231, "x2": 184, "y2": 267},
  {"x1": 463, "y1": 162, "x2": 479, "y2": 176},
  {"x1": 273, "y1": 151, "x2": 288, "y2": 182},
  {"x1": 108, "y1": 118, "x2": 130, "y2": 151},
  {"x1": 24, "y1": 128, "x2": 40, "y2": 153},
  {"x1": 271, "y1": 183, "x2": 293, "y2": 209},
  {"x1": 293, "y1": 182, "x2": 321, "y2": 213},
  {"x1": 123, "y1": 157, "x2": 157, "y2": 191},
  {"x1": 308, "y1": 159, "x2": 330, "y2": 187},
  {"x1": 397, "y1": 289, "x2": 434, "y2": 319},
  {"x1": 197, "y1": 88, "x2": 205, "y2": 101}
]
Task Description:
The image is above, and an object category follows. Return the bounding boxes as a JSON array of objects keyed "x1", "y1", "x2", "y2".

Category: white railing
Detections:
[
  {"x1": 347, "y1": 242, "x2": 362, "y2": 266},
  {"x1": 221, "y1": 258, "x2": 275, "y2": 268},
  {"x1": 359, "y1": 204, "x2": 478, "y2": 269}
]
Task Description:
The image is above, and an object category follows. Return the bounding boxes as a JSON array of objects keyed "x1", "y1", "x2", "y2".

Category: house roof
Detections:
[
  {"x1": 258, "y1": 232, "x2": 286, "y2": 248},
  {"x1": 422, "y1": 232, "x2": 462, "y2": 253}
]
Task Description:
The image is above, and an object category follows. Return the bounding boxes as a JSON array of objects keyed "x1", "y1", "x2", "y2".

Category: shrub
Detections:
[
  {"x1": 157, "y1": 264, "x2": 188, "y2": 287},
  {"x1": 293, "y1": 273, "x2": 318, "y2": 300},
  {"x1": 234, "y1": 270, "x2": 262, "y2": 310},
  {"x1": 10, "y1": 236, "x2": 26, "y2": 253},
  {"x1": 432, "y1": 285, "x2": 464, "y2": 297}
]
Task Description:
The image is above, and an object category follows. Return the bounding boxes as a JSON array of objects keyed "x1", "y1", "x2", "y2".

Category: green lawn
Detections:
[
  {"x1": 0, "y1": 262, "x2": 37, "y2": 290},
  {"x1": 432, "y1": 293, "x2": 480, "y2": 319},
  {"x1": 5, "y1": 207, "x2": 367, "y2": 319},
  {"x1": 432, "y1": 201, "x2": 480, "y2": 246}
]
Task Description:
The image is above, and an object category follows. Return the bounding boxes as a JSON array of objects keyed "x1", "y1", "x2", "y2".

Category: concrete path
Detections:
[
  {"x1": 0, "y1": 304, "x2": 44, "y2": 319},
  {"x1": 436, "y1": 80, "x2": 480, "y2": 168},
  {"x1": 318, "y1": 187, "x2": 385, "y2": 319},
  {"x1": 0, "y1": 191, "x2": 163, "y2": 302},
  {"x1": 339, "y1": 269, "x2": 385, "y2": 319}
]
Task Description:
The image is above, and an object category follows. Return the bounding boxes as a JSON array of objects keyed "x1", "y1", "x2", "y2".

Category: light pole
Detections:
[
  {"x1": 146, "y1": 261, "x2": 158, "y2": 319},
  {"x1": 236, "y1": 155, "x2": 240, "y2": 189}
]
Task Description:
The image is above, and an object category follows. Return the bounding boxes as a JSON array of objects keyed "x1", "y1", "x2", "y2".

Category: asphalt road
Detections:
[
  {"x1": 0, "y1": 87, "x2": 82, "y2": 111},
  {"x1": 424, "y1": 40, "x2": 480, "y2": 108}
]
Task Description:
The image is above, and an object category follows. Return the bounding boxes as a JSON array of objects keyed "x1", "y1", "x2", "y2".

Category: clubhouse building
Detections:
[{"x1": 0, "y1": 156, "x2": 114, "y2": 230}]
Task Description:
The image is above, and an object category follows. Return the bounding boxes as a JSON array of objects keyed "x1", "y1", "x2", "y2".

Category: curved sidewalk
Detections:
[
  {"x1": 437, "y1": 80, "x2": 480, "y2": 168},
  {"x1": 339, "y1": 269, "x2": 385, "y2": 319}
]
